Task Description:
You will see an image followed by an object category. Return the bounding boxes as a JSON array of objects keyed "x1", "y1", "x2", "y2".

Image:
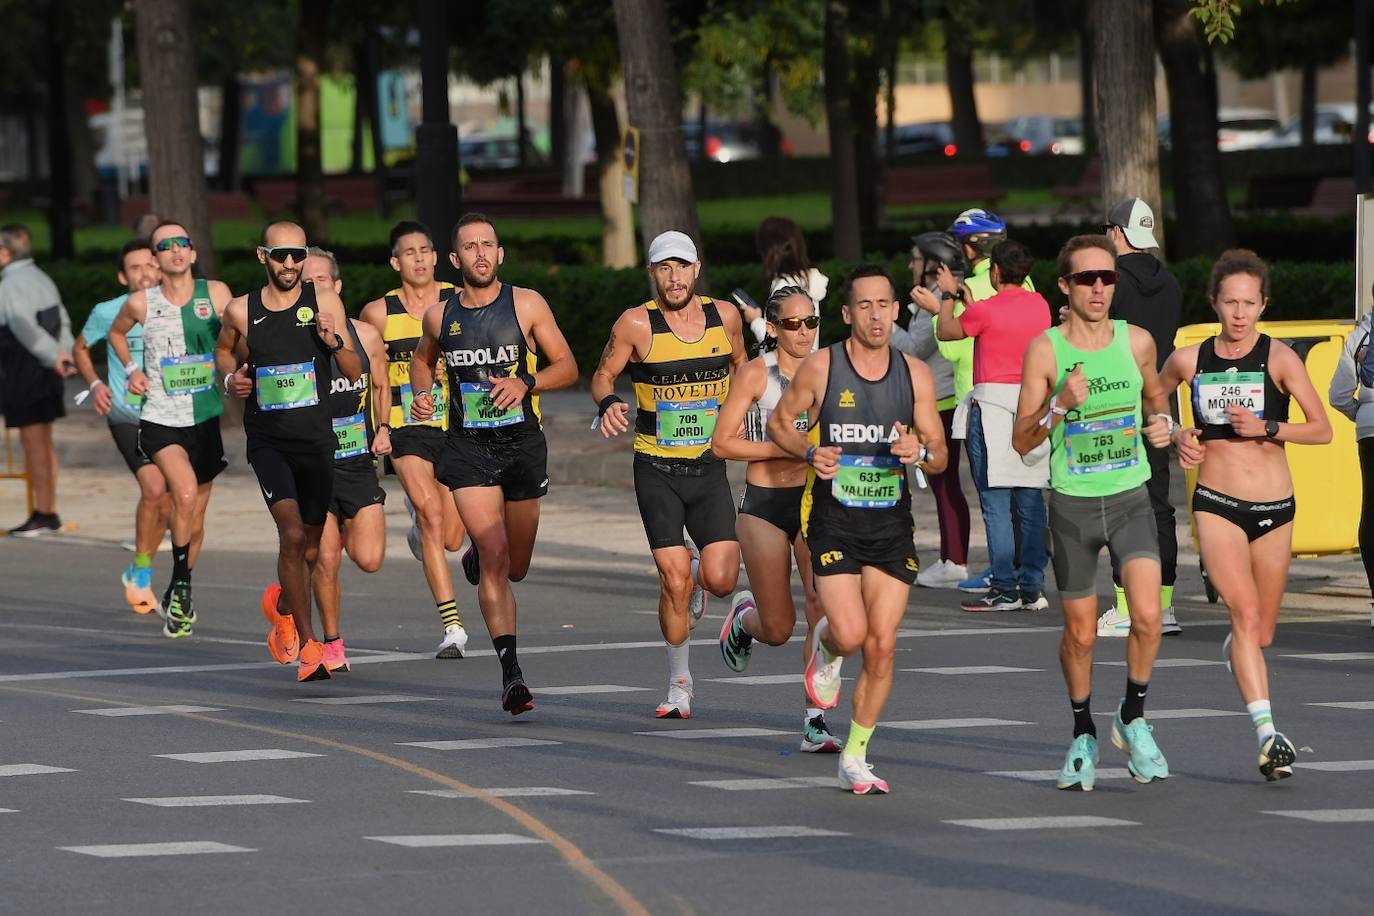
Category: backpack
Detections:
[{"x1": 1358, "y1": 320, "x2": 1374, "y2": 388}]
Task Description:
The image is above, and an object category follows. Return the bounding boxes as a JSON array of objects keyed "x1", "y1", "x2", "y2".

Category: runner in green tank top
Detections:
[{"x1": 1013, "y1": 235, "x2": 1174, "y2": 792}]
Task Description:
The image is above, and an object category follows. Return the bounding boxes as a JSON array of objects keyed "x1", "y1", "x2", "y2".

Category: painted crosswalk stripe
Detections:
[
  {"x1": 60, "y1": 841, "x2": 255, "y2": 858},
  {"x1": 1307, "y1": 701, "x2": 1374, "y2": 710},
  {"x1": 0, "y1": 808, "x2": 17, "y2": 813},
  {"x1": 1262, "y1": 809, "x2": 1374, "y2": 823},
  {"x1": 408, "y1": 787, "x2": 594, "y2": 798},
  {"x1": 367, "y1": 834, "x2": 545, "y2": 848},
  {"x1": 155, "y1": 749, "x2": 324, "y2": 763},
  {"x1": 74, "y1": 705, "x2": 222, "y2": 716},
  {"x1": 0, "y1": 764, "x2": 76, "y2": 777},
  {"x1": 293, "y1": 695, "x2": 438, "y2": 705},
  {"x1": 634, "y1": 727, "x2": 790, "y2": 740},
  {"x1": 1097, "y1": 658, "x2": 1222, "y2": 668},
  {"x1": 703, "y1": 674, "x2": 802, "y2": 685},
  {"x1": 1295, "y1": 760, "x2": 1374, "y2": 772},
  {"x1": 655, "y1": 826, "x2": 849, "y2": 840},
  {"x1": 984, "y1": 768, "x2": 1134, "y2": 782},
  {"x1": 902, "y1": 666, "x2": 1042, "y2": 675},
  {"x1": 689, "y1": 776, "x2": 837, "y2": 791},
  {"x1": 124, "y1": 795, "x2": 309, "y2": 807},
  {"x1": 883, "y1": 718, "x2": 1031, "y2": 730},
  {"x1": 1092, "y1": 708, "x2": 1243, "y2": 720},
  {"x1": 944, "y1": 816, "x2": 1140, "y2": 831},
  {"x1": 398, "y1": 738, "x2": 561, "y2": 751},
  {"x1": 535, "y1": 685, "x2": 651, "y2": 695},
  {"x1": 1280, "y1": 652, "x2": 1374, "y2": 662}
]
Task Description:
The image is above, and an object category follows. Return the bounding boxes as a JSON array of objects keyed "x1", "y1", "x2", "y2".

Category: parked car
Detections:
[
  {"x1": 1259, "y1": 104, "x2": 1374, "y2": 148},
  {"x1": 1158, "y1": 108, "x2": 1280, "y2": 151},
  {"x1": 890, "y1": 121, "x2": 957, "y2": 157},
  {"x1": 459, "y1": 132, "x2": 544, "y2": 170},
  {"x1": 682, "y1": 120, "x2": 791, "y2": 163},
  {"x1": 1001, "y1": 115, "x2": 1084, "y2": 155}
]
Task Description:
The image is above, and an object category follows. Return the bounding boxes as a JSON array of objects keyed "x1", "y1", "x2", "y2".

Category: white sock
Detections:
[
  {"x1": 667, "y1": 640, "x2": 690, "y2": 683},
  {"x1": 1247, "y1": 699, "x2": 1276, "y2": 747},
  {"x1": 805, "y1": 707, "x2": 823, "y2": 728}
]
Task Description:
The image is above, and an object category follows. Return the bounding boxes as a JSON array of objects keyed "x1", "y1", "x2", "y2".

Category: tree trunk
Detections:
[
  {"x1": 611, "y1": 0, "x2": 704, "y2": 274},
  {"x1": 218, "y1": 70, "x2": 241, "y2": 190},
  {"x1": 883, "y1": 27, "x2": 898, "y2": 161},
  {"x1": 824, "y1": 0, "x2": 861, "y2": 262},
  {"x1": 64, "y1": 54, "x2": 100, "y2": 219},
  {"x1": 364, "y1": 30, "x2": 389, "y2": 217},
  {"x1": 550, "y1": 55, "x2": 567, "y2": 180},
  {"x1": 1094, "y1": 0, "x2": 1164, "y2": 256},
  {"x1": 586, "y1": 74, "x2": 634, "y2": 268},
  {"x1": 44, "y1": 0, "x2": 74, "y2": 256},
  {"x1": 351, "y1": 41, "x2": 368, "y2": 174},
  {"x1": 1078, "y1": 15, "x2": 1096, "y2": 153},
  {"x1": 296, "y1": 0, "x2": 332, "y2": 241},
  {"x1": 755, "y1": 57, "x2": 782, "y2": 158},
  {"x1": 1299, "y1": 61, "x2": 1318, "y2": 148},
  {"x1": 1156, "y1": 0, "x2": 1232, "y2": 259},
  {"x1": 515, "y1": 71, "x2": 528, "y2": 169},
  {"x1": 134, "y1": 0, "x2": 213, "y2": 272},
  {"x1": 851, "y1": 32, "x2": 882, "y2": 234},
  {"x1": 945, "y1": 22, "x2": 983, "y2": 155}
]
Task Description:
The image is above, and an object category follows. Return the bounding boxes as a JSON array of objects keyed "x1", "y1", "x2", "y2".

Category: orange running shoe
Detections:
[
  {"x1": 297, "y1": 639, "x2": 331, "y2": 682},
  {"x1": 322, "y1": 637, "x2": 350, "y2": 673},
  {"x1": 260, "y1": 583, "x2": 300, "y2": 664}
]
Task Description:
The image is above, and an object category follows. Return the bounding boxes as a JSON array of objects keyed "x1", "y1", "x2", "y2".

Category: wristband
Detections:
[
  {"x1": 805, "y1": 445, "x2": 817, "y2": 466},
  {"x1": 326, "y1": 333, "x2": 345, "y2": 353},
  {"x1": 1151, "y1": 413, "x2": 1178, "y2": 436},
  {"x1": 376, "y1": 422, "x2": 391, "y2": 434},
  {"x1": 597, "y1": 394, "x2": 625, "y2": 418},
  {"x1": 519, "y1": 371, "x2": 537, "y2": 393},
  {"x1": 223, "y1": 374, "x2": 235, "y2": 395},
  {"x1": 123, "y1": 360, "x2": 138, "y2": 375}
]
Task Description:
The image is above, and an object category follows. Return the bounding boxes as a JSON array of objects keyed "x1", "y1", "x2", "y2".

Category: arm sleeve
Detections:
[{"x1": 1329, "y1": 326, "x2": 1363, "y2": 421}]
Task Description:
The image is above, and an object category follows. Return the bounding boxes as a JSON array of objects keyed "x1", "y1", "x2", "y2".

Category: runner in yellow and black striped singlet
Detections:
[
  {"x1": 358, "y1": 220, "x2": 468, "y2": 659},
  {"x1": 590, "y1": 230, "x2": 747, "y2": 720}
]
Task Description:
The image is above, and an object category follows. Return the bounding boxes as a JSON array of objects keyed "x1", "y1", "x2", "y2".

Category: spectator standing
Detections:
[
  {"x1": 1329, "y1": 301, "x2": 1374, "y2": 628},
  {"x1": 0, "y1": 224, "x2": 76, "y2": 536},
  {"x1": 741, "y1": 217, "x2": 828, "y2": 349}
]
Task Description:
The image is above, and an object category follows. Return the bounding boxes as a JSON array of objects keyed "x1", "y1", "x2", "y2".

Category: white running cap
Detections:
[
  {"x1": 647, "y1": 230, "x2": 698, "y2": 265},
  {"x1": 1106, "y1": 197, "x2": 1159, "y2": 250}
]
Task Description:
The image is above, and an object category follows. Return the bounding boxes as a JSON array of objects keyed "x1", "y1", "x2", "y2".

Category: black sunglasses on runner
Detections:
[
  {"x1": 154, "y1": 236, "x2": 192, "y2": 252},
  {"x1": 1064, "y1": 269, "x2": 1118, "y2": 287},
  {"x1": 260, "y1": 245, "x2": 309, "y2": 264},
  {"x1": 773, "y1": 315, "x2": 820, "y2": 331}
]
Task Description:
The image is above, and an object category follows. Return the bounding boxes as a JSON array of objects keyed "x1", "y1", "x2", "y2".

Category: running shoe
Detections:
[
  {"x1": 8, "y1": 512, "x2": 60, "y2": 537},
  {"x1": 260, "y1": 583, "x2": 300, "y2": 664},
  {"x1": 296, "y1": 639, "x2": 331, "y2": 682},
  {"x1": 801, "y1": 714, "x2": 844, "y2": 753},
  {"x1": 1222, "y1": 632, "x2": 1233, "y2": 673},
  {"x1": 837, "y1": 755, "x2": 889, "y2": 795},
  {"x1": 804, "y1": 619, "x2": 843, "y2": 710},
  {"x1": 436, "y1": 623, "x2": 468, "y2": 659},
  {"x1": 322, "y1": 637, "x2": 350, "y2": 673},
  {"x1": 719, "y1": 591, "x2": 755, "y2": 672},
  {"x1": 502, "y1": 669, "x2": 535, "y2": 716},
  {"x1": 686, "y1": 538, "x2": 706, "y2": 627},
  {"x1": 1056, "y1": 734, "x2": 1099, "y2": 791},
  {"x1": 957, "y1": 567, "x2": 992, "y2": 593},
  {"x1": 1161, "y1": 607, "x2": 1182, "y2": 636},
  {"x1": 405, "y1": 495, "x2": 422, "y2": 562},
  {"x1": 1096, "y1": 605, "x2": 1131, "y2": 637},
  {"x1": 162, "y1": 584, "x2": 193, "y2": 639},
  {"x1": 121, "y1": 564, "x2": 159, "y2": 615},
  {"x1": 917, "y1": 560, "x2": 968, "y2": 589},
  {"x1": 1111, "y1": 704, "x2": 1169, "y2": 783},
  {"x1": 1019, "y1": 590, "x2": 1049, "y2": 612},
  {"x1": 1258, "y1": 732, "x2": 1296, "y2": 781},
  {"x1": 461, "y1": 542, "x2": 480, "y2": 586},
  {"x1": 960, "y1": 588, "x2": 1022, "y2": 612},
  {"x1": 655, "y1": 676, "x2": 693, "y2": 719}
]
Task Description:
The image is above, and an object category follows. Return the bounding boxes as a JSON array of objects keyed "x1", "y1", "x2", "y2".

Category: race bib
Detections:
[
  {"x1": 255, "y1": 361, "x2": 320, "y2": 411},
  {"x1": 655, "y1": 398, "x2": 717, "y2": 447},
  {"x1": 1194, "y1": 371, "x2": 1265, "y2": 426},
  {"x1": 400, "y1": 382, "x2": 447, "y2": 425},
  {"x1": 159, "y1": 354, "x2": 214, "y2": 396},
  {"x1": 125, "y1": 389, "x2": 145, "y2": 409},
  {"x1": 460, "y1": 382, "x2": 524, "y2": 429},
  {"x1": 332, "y1": 412, "x2": 368, "y2": 459},
  {"x1": 833, "y1": 454, "x2": 904, "y2": 508},
  {"x1": 1064, "y1": 412, "x2": 1139, "y2": 475}
]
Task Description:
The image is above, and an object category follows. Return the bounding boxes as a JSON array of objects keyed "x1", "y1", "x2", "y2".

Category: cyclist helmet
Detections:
[
  {"x1": 911, "y1": 230, "x2": 965, "y2": 274},
  {"x1": 949, "y1": 208, "x2": 1007, "y2": 258}
]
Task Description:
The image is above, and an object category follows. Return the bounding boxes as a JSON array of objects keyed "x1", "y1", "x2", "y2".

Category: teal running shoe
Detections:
[
  {"x1": 1111, "y1": 705, "x2": 1169, "y2": 783},
  {"x1": 800, "y1": 714, "x2": 843, "y2": 753},
  {"x1": 1259, "y1": 732, "x2": 1296, "y2": 782},
  {"x1": 1056, "y1": 734, "x2": 1099, "y2": 791},
  {"x1": 719, "y1": 591, "x2": 755, "y2": 672}
]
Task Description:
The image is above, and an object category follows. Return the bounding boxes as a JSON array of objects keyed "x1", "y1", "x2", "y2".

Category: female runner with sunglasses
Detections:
[
  {"x1": 712, "y1": 286, "x2": 844, "y2": 753},
  {"x1": 1158, "y1": 250, "x2": 1331, "y2": 781}
]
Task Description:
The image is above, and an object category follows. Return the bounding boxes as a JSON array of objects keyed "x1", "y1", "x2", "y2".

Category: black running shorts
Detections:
[
  {"x1": 806, "y1": 523, "x2": 919, "y2": 584},
  {"x1": 330, "y1": 456, "x2": 385, "y2": 521},
  {"x1": 388, "y1": 425, "x2": 445, "y2": 467},
  {"x1": 109, "y1": 420, "x2": 152, "y2": 475},
  {"x1": 248, "y1": 441, "x2": 336, "y2": 526},
  {"x1": 738, "y1": 482, "x2": 804, "y2": 542},
  {"x1": 138, "y1": 418, "x2": 227, "y2": 485},
  {"x1": 633, "y1": 455, "x2": 738, "y2": 551},
  {"x1": 439, "y1": 431, "x2": 549, "y2": 501}
]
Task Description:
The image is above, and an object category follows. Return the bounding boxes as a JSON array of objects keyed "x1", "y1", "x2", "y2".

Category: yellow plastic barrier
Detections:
[{"x1": 1175, "y1": 320, "x2": 1360, "y2": 584}]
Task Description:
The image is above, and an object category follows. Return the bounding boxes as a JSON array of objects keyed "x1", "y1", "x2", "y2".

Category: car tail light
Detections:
[
  {"x1": 705, "y1": 136, "x2": 722, "y2": 159},
  {"x1": 1218, "y1": 133, "x2": 1236, "y2": 145},
  {"x1": 780, "y1": 137, "x2": 793, "y2": 156},
  {"x1": 943, "y1": 143, "x2": 957, "y2": 157},
  {"x1": 1018, "y1": 139, "x2": 1032, "y2": 153}
]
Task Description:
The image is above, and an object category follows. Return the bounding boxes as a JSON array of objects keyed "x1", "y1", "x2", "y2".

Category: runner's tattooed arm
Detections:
[
  {"x1": 769, "y1": 348, "x2": 838, "y2": 478},
  {"x1": 590, "y1": 308, "x2": 649, "y2": 438},
  {"x1": 107, "y1": 291, "x2": 149, "y2": 394}
]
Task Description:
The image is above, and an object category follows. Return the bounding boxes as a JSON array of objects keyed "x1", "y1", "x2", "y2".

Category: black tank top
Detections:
[
  {"x1": 803, "y1": 342, "x2": 915, "y2": 540},
  {"x1": 1192, "y1": 334, "x2": 1289, "y2": 441},
  {"x1": 244, "y1": 282, "x2": 334, "y2": 451},
  {"x1": 438, "y1": 282, "x2": 540, "y2": 440},
  {"x1": 325, "y1": 319, "x2": 372, "y2": 464}
]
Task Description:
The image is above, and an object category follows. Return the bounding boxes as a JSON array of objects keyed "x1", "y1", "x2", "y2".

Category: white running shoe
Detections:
[
  {"x1": 837, "y1": 755, "x2": 889, "y2": 795},
  {"x1": 655, "y1": 676, "x2": 693, "y2": 719},
  {"x1": 1161, "y1": 607, "x2": 1181, "y2": 636},
  {"x1": 686, "y1": 539, "x2": 706, "y2": 627},
  {"x1": 1096, "y1": 606, "x2": 1131, "y2": 637},
  {"x1": 917, "y1": 560, "x2": 967, "y2": 589},
  {"x1": 436, "y1": 624, "x2": 468, "y2": 659},
  {"x1": 804, "y1": 619, "x2": 844, "y2": 710}
]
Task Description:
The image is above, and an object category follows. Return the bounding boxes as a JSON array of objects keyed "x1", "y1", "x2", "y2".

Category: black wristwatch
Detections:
[
  {"x1": 1264, "y1": 419, "x2": 1279, "y2": 439},
  {"x1": 326, "y1": 333, "x2": 344, "y2": 353},
  {"x1": 518, "y1": 371, "x2": 537, "y2": 393}
]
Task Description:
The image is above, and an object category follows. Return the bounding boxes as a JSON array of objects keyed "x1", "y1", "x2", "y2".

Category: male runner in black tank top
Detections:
[
  {"x1": 769, "y1": 264, "x2": 947, "y2": 795},
  {"x1": 411, "y1": 213, "x2": 579, "y2": 714},
  {"x1": 216, "y1": 221, "x2": 362, "y2": 683}
]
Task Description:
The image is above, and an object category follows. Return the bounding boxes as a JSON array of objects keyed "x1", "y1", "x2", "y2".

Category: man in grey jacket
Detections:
[
  {"x1": 0, "y1": 224, "x2": 76, "y2": 536},
  {"x1": 1329, "y1": 307, "x2": 1374, "y2": 627}
]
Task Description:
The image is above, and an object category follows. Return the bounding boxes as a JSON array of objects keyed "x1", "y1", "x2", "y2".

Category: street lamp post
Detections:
[{"x1": 415, "y1": 0, "x2": 459, "y2": 282}]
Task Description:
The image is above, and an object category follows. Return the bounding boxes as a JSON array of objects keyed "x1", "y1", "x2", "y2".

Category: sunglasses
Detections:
[
  {"x1": 1064, "y1": 269, "x2": 1118, "y2": 287},
  {"x1": 154, "y1": 236, "x2": 192, "y2": 252},
  {"x1": 260, "y1": 245, "x2": 309, "y2": 264},
  {"x1": 773, "y1": 315, "x2": 820, "y2": 331}
]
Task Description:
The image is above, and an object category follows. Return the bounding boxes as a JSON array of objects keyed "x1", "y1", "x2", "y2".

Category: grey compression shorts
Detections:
[{"x1": 1048, "y1": 484, "x2": 1159, "y2": 600}]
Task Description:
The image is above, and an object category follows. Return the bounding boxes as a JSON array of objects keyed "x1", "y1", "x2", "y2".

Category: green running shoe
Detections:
[
  {"x1": 1259, "y1": 732, "x2": 1296, "y2": 781},
  {"x1": 1111, "y1": 704, "x2": 1169, "y2": 783},
  {"x1": 719, "y1": 591, "x2": 755, "y2": 672},
  {"x1": 1056, "y1": 734, "x2": 1099, "y2": 791}
]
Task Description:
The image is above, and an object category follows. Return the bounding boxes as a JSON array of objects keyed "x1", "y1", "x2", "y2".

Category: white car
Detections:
[
  {"x1": 1260, "y1": 104, "x2": 1374, "y2": 148},
  {"x1": 1158, "y1": 108, "x2": 1280, "y2": 151}
]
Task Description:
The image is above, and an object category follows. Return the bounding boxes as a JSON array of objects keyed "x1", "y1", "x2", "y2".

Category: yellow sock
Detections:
[
  {"x1": 1161, "y1": 585, "x2": 1174, "y2": 610},
  {"x1": 1114, "y1": 584, "x2": 1129, "y2": 616},
  {"x1": 844, "y1": 721, "x2": 875, "y2": 761}
]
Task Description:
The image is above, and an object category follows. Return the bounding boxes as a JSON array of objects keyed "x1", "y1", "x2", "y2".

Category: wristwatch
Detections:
[
  {"x1": 326, "y1": 333, "x2": 345, "y2": 353},
  {"x1": 1264, "y1": 419, "x2": 1279, "y2": 439},
  {"x1": 518, "y1": 371, "x2": 537, "y2": 393}
]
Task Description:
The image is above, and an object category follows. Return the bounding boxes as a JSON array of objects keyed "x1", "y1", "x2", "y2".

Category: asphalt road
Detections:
[{"x1": 2, "y1": 515, "x2": 1373, "y2": 915}]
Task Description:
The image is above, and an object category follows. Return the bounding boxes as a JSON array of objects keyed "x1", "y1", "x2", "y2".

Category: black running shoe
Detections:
[
  {"x1": 1259, "y1": 732, "x2": 1296, "y2": 781},
  {"x1": 461, "y1": 543, "x2": 480, "y2": 586},
  {"x1": 162, "y1": 584, "x2": 194, "y2": 639},
  {"x1": 501, "y1": 671, "x2": 534, "y2": 716},
  {"x1": 8, "y1": 512, "x2": 60, "y2": 538}
]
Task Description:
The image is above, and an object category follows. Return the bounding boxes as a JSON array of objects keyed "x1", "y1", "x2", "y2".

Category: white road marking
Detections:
[
  {"x1": 1279, "y1": 652, "x2": 1374, "y2": 662},
  {"x1": 655, "y1": 826, "x2": 849, "y2": 840},
  {"x1": 984, "y1": 768, "x2": 1134, "y2": 782},
  {"x1": 634, "y1": 727, "x2": 790, "y2": 740},
  {"x1": 398, "y1": 738, "x2": 561, "y2": 751},
  {"x1": 1262, "y1": 809, "x2": 1374, "y2": 823},
  {"x1": 883, "y1": 718, "x2": 1031, "y2": 730},
  {"x1": 74, "y1": 705, "x2": 222, "y2": 716},
  {"x1": 408, "y1": 787, "x2": 594, "y2": 798},
  {"x1": 60, "y1": 841, "x2": 255, "y2": 858},
  {"x1": 124, "y1": 795, "x2": 309, "y2": 807},
  {"x1": 1096, "y1": 658, "x2": 1224, "y2": 668},
  {"x1": 688, "y1": 776, "x2": 837, "y2": 791},
  {"x1": 367, "y1": 834, "x2": 545, "y2": 848},
  {"x1": 1295, "y1": 760, "x2": 1374, "y2": 772},
  {"x1": 292, "y1": 695, "x2": 438, "y2": 705},
  {"x1": 903, "y1": 666, "x2": 1042, "y2": 675},
  {"x1": 0, "y1": 764, "x2": 76, "y2": 777},
  {"x1": 944, "y1": 816, "x2": 1140, "y2": 831},
  {"x1": 0, "y1": 808, "x2": 17, "y2": 813},
  {"x1": 1092, "y1": 708, "x2": 1243, "y2": 720},
  {"x1": 703, "y1": 674, "x2": 802, "y2": 685},
  {"x1": 154, "y1": 749, "x2": 324, "y2": 763},
  {"x1": 534, "y1": 685, "x2": 651, "y2": 695},
  {"x1": 1307, "y1": 701, "x2": 1374, "y2": 710}
]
